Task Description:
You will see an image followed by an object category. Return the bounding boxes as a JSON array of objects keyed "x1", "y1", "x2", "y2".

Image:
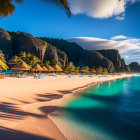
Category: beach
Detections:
[{"x1": 0, "y1": 74, "x2": 133, "y2": 140}]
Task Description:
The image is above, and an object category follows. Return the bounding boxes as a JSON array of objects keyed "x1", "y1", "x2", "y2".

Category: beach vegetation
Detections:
[
  {"x1": 75, "y1": 67, "x2": 80, "y2": 74},
  {"x1": 0, "y1": 50, "x2": 7, "y2": 71},
  {"x1": 96, "y1": 66, "x2": 103, "y2": 74},
  {"x1": 80, "y1": 66, "x2": 90, "y2": 74},
  {"x1": 103, "y1": 68, "x2": 109, "y2": 75},
  {"x1": 13, "y1": 52, "x2": 42, "y2": 67},
  {"x1": 64, "y1": 61, "x2": 75, "y2": 74}
]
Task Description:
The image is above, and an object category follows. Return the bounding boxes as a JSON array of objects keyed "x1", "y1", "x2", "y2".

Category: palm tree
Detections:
[
  {"x1": 0, "y1": 50, "x2": 6, "y2": 63},
  {"x1": 0, "y1": 59, "x2": 7, "y2": 70},
  {"x1": 0, "y1": 0, "x2": 71, "y2": 17},
  {"x1": 64, "y1": 62, "x2": 75, "y2": 74}
]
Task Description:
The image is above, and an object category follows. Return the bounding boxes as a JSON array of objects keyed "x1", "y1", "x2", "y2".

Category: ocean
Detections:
[{"x1": 53, "y1": 76, "x2": 140, "y2": 140}]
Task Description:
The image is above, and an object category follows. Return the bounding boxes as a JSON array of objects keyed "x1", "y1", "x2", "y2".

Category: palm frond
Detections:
[
  {"x1": 42, "y1": 0, "x2": 71, "y2": 17},
  {"x1": 0, "y1": 0, "x2": 71, "y2": 17},
  {"x1": 0, "y1": 59, "x2": 8, "y2": 70}
]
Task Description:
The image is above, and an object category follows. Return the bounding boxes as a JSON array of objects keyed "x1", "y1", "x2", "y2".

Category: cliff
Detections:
[
  {"x1": 0, "y1": 29, "x2": 129, "y2": 72},
  {"x1": 0, "y1": 29, "x2": 68, "y2": 67},
  {"x1": 41, "y1": 38, "x2": 127, "y2": 72}
]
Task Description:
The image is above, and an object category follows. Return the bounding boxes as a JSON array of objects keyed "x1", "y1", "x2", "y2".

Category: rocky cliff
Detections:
[
  {"x1": 42, "y1": 38, "x2": 127, "y2": 72},
  {"x1": 0, "y1": 29, "x2": 129, "y2": 72},
  {"x1": 129, "y1": 62, "x2": 140, "y2": 72},
  {"x1": 0, "y1": 29, "x2": 68, "y2": 67}
]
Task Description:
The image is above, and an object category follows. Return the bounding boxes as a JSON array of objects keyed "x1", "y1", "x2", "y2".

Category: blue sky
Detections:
[
  {"x1": 0, "y1": 0, "x2": 140, "y2": 64},
  {"x1": 0, "y1": 0, "x2": 139, "y2": 39}
]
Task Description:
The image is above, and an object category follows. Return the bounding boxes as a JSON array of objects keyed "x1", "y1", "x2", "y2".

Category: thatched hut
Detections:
[
  {"x1": 11, "y1": 61, "x2": 30, "y2": 71},
  {"x1": 53, "y1": 64, "x2": 63, "y2": 72},
  {"x1": 90, "y1": 69, "x2": 96, "y2": 74},
  {"x1": 47, "y1": 65, "x2": 54, "y2": 72},
  {"x1": 7, "y1": 59, "x2": 17, "y2": 65},
  {"x1": 42, "y1": 66, "x2": 48, "y2": 72},
  {"x1": 31, "y1": 64, "x2": 43, "y2": 72}
]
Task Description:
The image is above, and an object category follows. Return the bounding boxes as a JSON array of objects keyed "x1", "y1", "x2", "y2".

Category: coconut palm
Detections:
[
  {"x1": 0, "y1": 50, "x2": 6, "y2": 63},
  {"x1": 0, "y1": 0, "x2": 71, "y2": 17},
  {"x1": 0, "y1": 59, "x2": 7, "y2": 70}
]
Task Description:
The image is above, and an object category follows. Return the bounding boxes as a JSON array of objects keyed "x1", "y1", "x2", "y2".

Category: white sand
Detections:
[{"x1": 0, "y1": 74, "x2": 133, "y2": 140}]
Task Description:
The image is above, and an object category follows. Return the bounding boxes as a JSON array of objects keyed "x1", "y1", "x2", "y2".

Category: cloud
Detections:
[
  {"x1": 67, "y1": 36, "x2": 140, "y2": 64},
  {"x1": 111, "y1": 35, "x2": 128, "y2": 40},
  {"x1": 69, "y1": 0, "x2": 139, "y2": 20}
]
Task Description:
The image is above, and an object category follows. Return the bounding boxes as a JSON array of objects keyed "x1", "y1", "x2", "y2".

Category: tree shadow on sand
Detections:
[
  {"x1": 0, "y1": 101, "x2": 46, "y2": 120},
  {"x1": 0, "y1": 126, "x2": 53, "y2": 140}
]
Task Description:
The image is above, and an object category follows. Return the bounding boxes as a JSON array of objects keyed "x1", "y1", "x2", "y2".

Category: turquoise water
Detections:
[{"x1": 62, "y1": 77, "x2": 140, "y2": 140}]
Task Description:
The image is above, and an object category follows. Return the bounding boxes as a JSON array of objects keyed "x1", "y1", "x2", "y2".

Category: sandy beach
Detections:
[{"x1": 0, "y1": 74, "x2": 133, "y2": 140}]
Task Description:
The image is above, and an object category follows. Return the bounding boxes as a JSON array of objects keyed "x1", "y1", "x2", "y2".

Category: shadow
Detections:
[
  {"x1": 40, "y1": 106, "x2": 61, "y2": 115},
  {"x1": 8, "y1": 97, "x2": 31, "y2": 104},
  {"x1": 82, "y1": 93, "x2": 121, "y2": 105},
  {"x1": 35, "y1": 93, "x2": 63, "y2": 102},
  {"x1": 0, "y1": 101, "x2": 46, "y2": 120},
  {"x1": 0, "y1": 126, "x2": 53, "y2": 140}
]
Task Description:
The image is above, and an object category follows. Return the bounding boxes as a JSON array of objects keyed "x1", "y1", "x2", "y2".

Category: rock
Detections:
[
  {"x1": 10, "y1": 32, "x2": 47, "y2": 62},
  {"x1": 0, "y1": 29, "x2": 12, "y2": 60},
  {"x1": 57, "y1": 50, "x2": 68, "y2": 67},
  {"x1": 44, "y1": 44, "x2": 58, "y2": 64},
  {"x1": 81, "y1": 51, "x2": 115, "y2": 72},
  {"x1": 129, "y1": 62, "x2": 140, "y2": 72},
  {"x1": 98, "y1": 49, "x2": 122, "y2": 71},
  {"x1": 41, "y1": 38, "x2": 83, "y2": 66},
  {"x1": 125, "y1": 65, "x2": 131, "y2": 72},
  {"x1": 121, "y1": 58, "x2": 126, "y2": 72}
]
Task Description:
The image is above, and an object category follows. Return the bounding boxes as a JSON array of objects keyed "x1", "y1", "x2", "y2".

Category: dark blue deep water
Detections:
[{"x1": 62, "y1": 76, "x2": 140, "y2": 140}]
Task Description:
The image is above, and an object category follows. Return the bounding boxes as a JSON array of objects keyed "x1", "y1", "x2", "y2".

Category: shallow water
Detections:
[{"x1": 60, "y1": 77, "x2": 140, "y2": 140}]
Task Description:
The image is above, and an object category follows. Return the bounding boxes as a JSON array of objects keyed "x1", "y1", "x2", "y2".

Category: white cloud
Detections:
[
  {"x1": 69, "y1": 0, "x2": 139, "y2": 20},
  {"x1": 111, "y1": 35, "x2": 128, "y2": 40},
  {"x1": 67, "y1": 36, "x2": 140, "y2": 64}
]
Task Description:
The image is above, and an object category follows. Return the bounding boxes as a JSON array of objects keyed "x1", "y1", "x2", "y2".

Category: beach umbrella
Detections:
[
  {"x1": 11, "y1": 61, "x2": 30, "y2": 71},
  {"x1": 42, "y1": 66, "x2": 48, "y2": 72},
  {"x1": 31, "y1": 64, "x2": 43, "y2": 72},
  {"x1": 47, "y1": 65, "x2": 55, "y2": 72},
  {"x1": 7, "y1": 59, "x2": 17, "y2": 65},
  {"x1": 53, "y1": 64, "x2": 63, "y2": 72}
]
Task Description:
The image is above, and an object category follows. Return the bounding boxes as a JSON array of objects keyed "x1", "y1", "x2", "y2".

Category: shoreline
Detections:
[
  {"x1": 47, "y1": 75, "x2": 133, "y2": 140},
  {"x1": 0, "y1": 74, "x2": 133, "y2": 140}
]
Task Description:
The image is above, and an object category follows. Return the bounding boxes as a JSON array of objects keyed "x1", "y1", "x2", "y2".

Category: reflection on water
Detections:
[{"x1": 62, "y1": 77, "x2": 140, "y2": 140}]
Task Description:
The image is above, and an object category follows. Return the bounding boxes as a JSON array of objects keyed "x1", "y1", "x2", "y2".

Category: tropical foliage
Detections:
[
  {"x1": 64, "y1": 62, "x2": 75, "y2": 73},
  {"x1": 80, "y1": 66, "x2": 90, "y2": 74},
  {"x1": 0, "y1": 50, "x2": 7, "y2": 70},
  {"x1": 0, "y1": 50, "x2": 6, "y2": 63},
  {"x1": 96, "y1": 66, "x2": 103, "y2": 74},
  {"x1": 13, "y1": 52, "x2": 42, "y2": 67},
  {"x1": 0, "y1": 0, "x2": 71, "y2": 17}
]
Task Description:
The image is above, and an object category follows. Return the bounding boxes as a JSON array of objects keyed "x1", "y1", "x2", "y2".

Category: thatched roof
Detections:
[
  {"x1": 11, "y1": 61, "x2": 30, "y2": 71},
  {"x1": 80, "y1": 69, "x2": 88, "y2": 73},
  {"x1": 47, "y1": 65, "x2": 55, "y2": 72},
  {"x1": 90, "y1": 69, "x2": 96, "y2": 73},
  {"x1": 7, "y1": 59, "x2": 17, "y2": 65},
  {"x1": 53, "y1": 64, "x2": 63, "y2": 72},
  {"x1": 42, "y1": 66, "x2": 48, "y2": 72},
  {"x1": 31, "y1": 64, "x2": 43, "y2": 71}
]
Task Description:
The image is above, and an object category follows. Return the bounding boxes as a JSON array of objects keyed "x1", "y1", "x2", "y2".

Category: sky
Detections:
[{"x1": 0, "y1": 0, "x2": 140, "y2": 64}]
